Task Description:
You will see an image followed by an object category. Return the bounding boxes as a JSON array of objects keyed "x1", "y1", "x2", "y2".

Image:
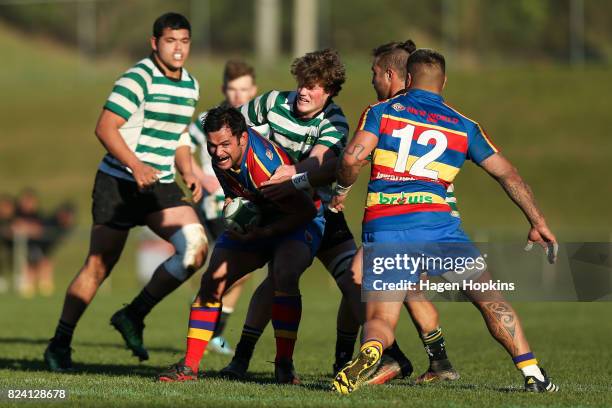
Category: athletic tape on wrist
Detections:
[
  {"x1": 291, "y1": 172, "x2": 311, "y2": 190},
  {"x1": 334, "y1": 183, "x2": 352, "y2": 195}
]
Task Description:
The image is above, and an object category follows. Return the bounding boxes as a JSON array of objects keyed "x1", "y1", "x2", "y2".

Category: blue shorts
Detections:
[
  {"x1": 215, "y1": 214, "x2": 325, "y2": 258},
  {"x1": 362, "y1": 216, "x2": 485, "y2": 284}
]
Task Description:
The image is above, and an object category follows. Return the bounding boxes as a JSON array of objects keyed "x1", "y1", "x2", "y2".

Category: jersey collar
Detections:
[{"x1": 407, "y1": 88, "x2": 444, "y2": 102}]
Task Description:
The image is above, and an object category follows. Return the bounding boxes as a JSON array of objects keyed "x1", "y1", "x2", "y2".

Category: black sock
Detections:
[
  {"x1": 234, "y1": 325, "x2": 263, "y2": 364},
  {"x1": 384, "y1": 340, "x2": 413, "y2": 377},
  {"x1": 212, "y1": 310, "x2": 232, "y2": 338},
  {"x1": 422, "y1": 327, "x2": 452, "y2": 370},
  {"x1": 125, "y1": 288, "x2": 160, "y2": 321},
  {"x1": 335, "y1": 329, "x2": 358, "y2": 366},
  {"x1": 51, "y1": 320, "x2": 75, "y2": 348}
]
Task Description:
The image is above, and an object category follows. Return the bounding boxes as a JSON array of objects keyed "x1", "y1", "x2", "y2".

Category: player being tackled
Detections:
[{"x1": 158, "y1": 106, "x2": 324, "y2": 384}]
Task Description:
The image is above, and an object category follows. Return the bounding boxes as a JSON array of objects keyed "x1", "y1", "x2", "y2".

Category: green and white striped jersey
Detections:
[
  {"x1": 240, "y1": 90, "x2": 348, "y2": 203},
  {"x1": 100, "y1": 56, "x2": 199, "y2": 183},
  {"x1": 240, "y1": 90, "x2": 348, "y2": 162}
]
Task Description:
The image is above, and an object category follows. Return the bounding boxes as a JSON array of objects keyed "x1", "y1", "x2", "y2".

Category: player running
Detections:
[
  {"x1": 158, "y1": 106, "x2": 324, "y2": 384},
  {"x1": 44, "y1": 13, "x2": 208, "y2": 371},
  {"x1": 331, "y1": 49, "x2": 559, "y2": 394},
  {"x1": 220, "y1": 49, "x2": 413, "y2": 383},
  {"x1": 187, "y1": 60, "x2": 259, "y2": 355}
]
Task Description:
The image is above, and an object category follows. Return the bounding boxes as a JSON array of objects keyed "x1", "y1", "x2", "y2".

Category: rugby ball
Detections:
[{"x1": 223, "y1": 197, "x2": 262, "y2": 234}]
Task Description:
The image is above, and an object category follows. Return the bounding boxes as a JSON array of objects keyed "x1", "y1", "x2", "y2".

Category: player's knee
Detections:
[
  {"x1": 163, "y1": 223, "x2": 208, "y2": 282},
  {"x1": 83, "y1": 254, "x2": 115, "y2": 282},
  {"x1": 327, "y1": 249, "x2": 356, "y2": 285}
]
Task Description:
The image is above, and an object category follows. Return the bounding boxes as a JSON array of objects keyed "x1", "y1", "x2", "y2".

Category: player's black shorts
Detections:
[
  {"x1": 319, "y1": 208, "x2": 354, "y2": 253},
  {"x1": 91, "y1": 170, "x2": 191, "y2": 230}
]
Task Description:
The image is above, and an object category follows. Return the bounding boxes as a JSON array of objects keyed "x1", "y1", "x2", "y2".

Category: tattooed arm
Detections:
[
  {"x1": 336, "y1": 130, "x2": 378, "y2": 187},
  {"x1": 329, "y1": 130, "x2": 378, "y2": 212},
  {"x1": 480, "y1": 153, "x2": 558, "y2": 262}
]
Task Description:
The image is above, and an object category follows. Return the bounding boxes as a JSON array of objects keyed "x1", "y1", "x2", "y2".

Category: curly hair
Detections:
[{"x1": 290, "y1": 49, "x2": 346, "y2": 97}]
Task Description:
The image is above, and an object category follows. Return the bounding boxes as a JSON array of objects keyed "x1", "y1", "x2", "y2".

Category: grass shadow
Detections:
[
  {"x1": 0, "y1": 357, "x2": 160, "y2": 378},
  {"x1": 0, "y1": 336, "x2": 182, "y2": 353}
]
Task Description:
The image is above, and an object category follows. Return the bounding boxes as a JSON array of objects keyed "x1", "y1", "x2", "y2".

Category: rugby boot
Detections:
[
  {"x1": 332, "y1": 343, "x2": 382, "y2": 394},
  {"x1": 207, "y1": 336, "x2": 234, "y2": 355},
  {"x1": 415, "y1": 359, "x2": 460, "y2": 384},
  {"x1": 274, "y1": 358, "x2": 301, "y2": 385},
  {"x1": 110, "y1": 307, "x2": 149, "y2": 361},
  {"x1": 524, "y1": 368, "x2": 559, "y2": 393},
  {"x1": 157, "y1": 359, "x2": 198, "y2": 382},
  {"x1": 365, "y1": 353, "x2": 413, "y2": 385},
  {"x1": 219, "y1": 357, "x2": 249, "y2": 380},
  {"x1": 44, "y1": 342, "x2": 73, "y2": 372}
]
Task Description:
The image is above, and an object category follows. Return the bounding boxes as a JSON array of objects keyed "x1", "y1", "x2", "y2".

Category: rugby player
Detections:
[
  {"x1": 188, "y1": 60, "x2": 258, "y2": 355},
  {"x1": 331, "y1": 49, "x2": 559, "y2": 394},
  {"x1": 158, "y1": 106, "x2": 323, "y2": 384},
  {"x1": 44, "y1": 13, "x2": 207, "y2": 371},
  {"x1": 368, "y1": 40, "x2": 459, "y2": 383},
  {"x1": 220, "y1": 49, "x2": 413, "y2": 382}
]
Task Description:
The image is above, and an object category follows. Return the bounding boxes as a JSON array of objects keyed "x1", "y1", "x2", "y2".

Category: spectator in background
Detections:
[
  {"x1": 0, "y1": 194, "x2": 15, "y2": 293},
  {"x1": 12, "y1": 189, "x2": 50, "y2": 297}
]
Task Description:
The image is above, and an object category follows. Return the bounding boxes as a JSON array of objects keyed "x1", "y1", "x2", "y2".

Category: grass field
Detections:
[
  {"x1": 1, "y1": 23, "x2": 612, "y2": 407},
  {"x1": 1, "y1": 281, "x2": 611, "y2": 407}
]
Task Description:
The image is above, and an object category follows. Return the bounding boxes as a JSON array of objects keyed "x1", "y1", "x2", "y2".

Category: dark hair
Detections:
[
  {"x1": 372, "y1": 40, "x2": 416, "y2": 80},
  {"x1": 291, "y1": 49, "x2": 346, "y2": 97},
  {"x1": 153, "y1": 12, "x2": 191, "y2": 38},
  {"x1": 407, "y1": 48, "x2": 446, "y2": 76},
  {"x1": 223, "y1": 60, "x2": 256, "y2": 85},
  {"x1": 202, "y1": 106, "x2": 247, "y2": 137}
]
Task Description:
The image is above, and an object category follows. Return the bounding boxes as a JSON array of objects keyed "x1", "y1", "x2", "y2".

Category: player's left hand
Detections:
[
  {"x1": 328, "y1": 193, "x2": 347, "y2": 213},
  {"x1": 182, "y1": 172, "x2": 203, "y2": 203},
  {"x1": 260, "y1": 178, "x2": 295, "y2": 201},
  {"x1": 269, "y1": 164, "x2": 296, "y2": 181},
  {"x1": 525, "y1": 223, "x2": 558, "y2": 264}
]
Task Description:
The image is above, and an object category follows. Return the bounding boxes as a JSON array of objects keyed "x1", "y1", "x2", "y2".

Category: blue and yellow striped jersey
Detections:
[{"x1": 358, "y1": 89, "x2": 498, "y2": 232}]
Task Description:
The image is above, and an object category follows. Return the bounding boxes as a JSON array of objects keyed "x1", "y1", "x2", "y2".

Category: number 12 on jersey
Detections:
[{"x1": 392, "y1": 124, "x2": 448, "y2": 180}]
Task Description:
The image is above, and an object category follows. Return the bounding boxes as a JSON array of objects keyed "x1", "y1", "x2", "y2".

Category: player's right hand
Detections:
[
  {"x1": 328, "y1": 193, "x2": 347, "y2": 213},
  {"x1": 131, "y1": 162, "x2": 160, "y2": 191},
  {"x1": 525, "y1": 223, "x2": 558, "y2": 264}
]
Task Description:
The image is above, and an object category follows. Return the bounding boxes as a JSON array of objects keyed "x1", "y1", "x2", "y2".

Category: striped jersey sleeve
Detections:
[
  {"x1": 316, "y1": 106, "x2": 349, "y2": 156},
  {"x1": 103, "y1": 61, "x2": 151, "y2": 120},
  {"x1": 188, "y1": 111, "x2": 207, "y2": 152},
  {"x1": 241, "y1": 90, "x2": 279, "y2": 127}
]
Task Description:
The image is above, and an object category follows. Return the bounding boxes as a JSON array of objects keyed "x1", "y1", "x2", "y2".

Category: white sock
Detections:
[{"x1": 521, "y1": 364, "x2": 544, "y2": 381}]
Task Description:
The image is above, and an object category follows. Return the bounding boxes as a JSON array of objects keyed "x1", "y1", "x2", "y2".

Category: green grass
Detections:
[
  {"x1": 1, "y1": 279, "x2": 611, "y2": 407},
  {"x1": 1, "y1": 22, "x2": 612, "y2": 408}
]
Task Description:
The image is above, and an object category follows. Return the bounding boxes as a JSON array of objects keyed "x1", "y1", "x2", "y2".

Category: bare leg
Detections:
[
  {"x1": 463, "y1": 271, "x2": 531, "y2": 357},
  {"x1": 60, "y1": 225, "x2": 128, "y2": 324},
  {"x1": 144, "y1": 206, "x2": 207, "y2": 299}
]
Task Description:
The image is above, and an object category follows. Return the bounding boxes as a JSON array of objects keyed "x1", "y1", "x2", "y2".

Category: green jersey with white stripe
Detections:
[{"x1": 100, "y1": 56, "x2": 199, "y2": 183}]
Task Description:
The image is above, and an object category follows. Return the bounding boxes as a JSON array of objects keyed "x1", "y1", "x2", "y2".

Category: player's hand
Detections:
[
  {"x1": 524, "y1": 223, "x2": 558, "y2": 264},
  {"x1": 328, "y1": 193, "x2": 347, "y2": 213},
  {"x1": 260, "y1": 178, "x2": 295, "y2": 201},
  {"x1": 131, "y1": 161, "x2": 160, "y2": 191},
  {"x1": 269, "y1": 164, "x2": 296, "y2": 181},
  {"x1": 182, "y1": 172, "x2": 203, "y2": 203}
]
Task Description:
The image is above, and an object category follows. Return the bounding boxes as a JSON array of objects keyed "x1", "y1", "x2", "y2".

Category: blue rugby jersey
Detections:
[{"x1": 358, "y1": 89, "x2": 498, "y2": 232}]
